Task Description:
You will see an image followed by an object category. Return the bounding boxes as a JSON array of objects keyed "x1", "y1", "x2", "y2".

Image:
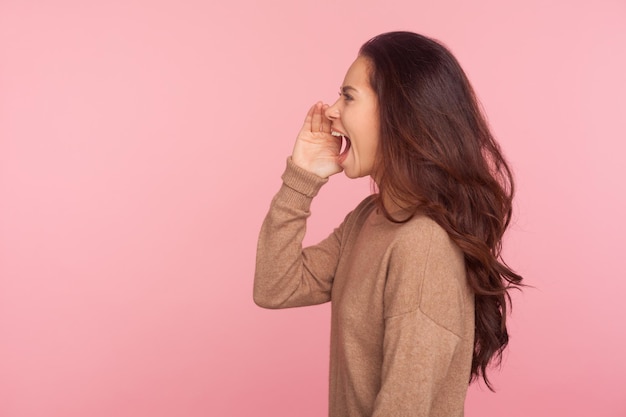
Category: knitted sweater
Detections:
[{"x1": 254, "y1": 158, "x2": 475, "y2": 417}]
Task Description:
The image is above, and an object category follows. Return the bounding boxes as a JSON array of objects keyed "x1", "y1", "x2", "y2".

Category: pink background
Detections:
[{"x1": 1, "y1": 0, "x2": 625, "y2": 416}]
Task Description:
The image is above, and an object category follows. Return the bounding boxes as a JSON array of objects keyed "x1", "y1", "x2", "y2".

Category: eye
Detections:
[{"x1": 339, "y1": 91, "x2": 354, "y2": 102}]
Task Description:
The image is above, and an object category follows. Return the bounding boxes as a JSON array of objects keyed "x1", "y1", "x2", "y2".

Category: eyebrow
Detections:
[{"x1": 341, "y1": 85, "x2": 358, "y2": 94}]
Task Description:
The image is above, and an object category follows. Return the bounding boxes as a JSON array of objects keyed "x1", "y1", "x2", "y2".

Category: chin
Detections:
[
  {"x1": 342, "y1": 168, "x2": 359, "y2": 179},
  {"x1": 343, "y1": 170, "x2": 368, "y2": 179},
  {"x1": 342, "y1": 162, "x2": 371, "y2": 179}
]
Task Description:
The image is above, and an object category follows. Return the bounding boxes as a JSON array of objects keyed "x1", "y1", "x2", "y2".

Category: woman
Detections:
[{"x1": 254, "y1": 31, "x2": 522, "y2": 417}]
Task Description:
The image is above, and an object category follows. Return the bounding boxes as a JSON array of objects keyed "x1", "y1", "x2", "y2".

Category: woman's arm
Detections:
[
  {"x1": 253, "y1": 103, "x2": 345, "y2": 308},
  {"x1": 254, "y1": 157, "x2": 345, "y2": 308},
  {"x1": 372, "y1": 310, "x2": 463, "y2": 416},
  {"x1": 372, "y1": 218, "x2": 473, "y2": 416}
]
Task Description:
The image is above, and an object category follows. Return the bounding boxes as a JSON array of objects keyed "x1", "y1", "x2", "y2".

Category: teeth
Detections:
[{"x1": 331, "y1": 131, "x2": 344, "y2": 138}]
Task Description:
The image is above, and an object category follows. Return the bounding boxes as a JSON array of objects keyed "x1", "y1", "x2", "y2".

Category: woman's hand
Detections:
[{"x1": 291, "y1": 102, "x2": 343, "y2": 179}]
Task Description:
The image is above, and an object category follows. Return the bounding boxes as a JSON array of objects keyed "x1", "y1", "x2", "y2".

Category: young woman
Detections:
[{"x1": 254, "y1": 31, "x2": 522, "y2": 417}]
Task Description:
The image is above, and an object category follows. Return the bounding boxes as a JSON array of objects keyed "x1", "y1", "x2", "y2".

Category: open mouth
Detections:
[{"x1": 331, "y1": 131, "x2": 352, "y2": 163}]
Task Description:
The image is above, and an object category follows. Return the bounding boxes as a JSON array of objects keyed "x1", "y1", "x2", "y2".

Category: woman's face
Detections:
[{"x1": 325, "y1": 56, "x2": 380, "y2": 179}]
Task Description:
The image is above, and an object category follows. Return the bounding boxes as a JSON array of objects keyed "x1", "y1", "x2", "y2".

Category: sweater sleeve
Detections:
[
  {"x1": 253, "y1": 157, "x2": 346, "y2": 309},
  {"x1": 371, "y1": 311, "x2": 462, "y2": 416},
  {"x1": 372, "y1": 218, "x2": 469, "y2": 416}
]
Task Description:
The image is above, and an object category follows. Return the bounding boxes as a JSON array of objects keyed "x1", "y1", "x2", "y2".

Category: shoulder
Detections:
[
  {"x1": 386, "y1": 215, "x2": 462, "y2": 269},
  {"x1": 393, "y1": 215, "x2": 463, "y2": 268}
]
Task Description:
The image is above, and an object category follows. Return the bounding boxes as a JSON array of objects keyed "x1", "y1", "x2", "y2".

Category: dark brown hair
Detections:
[{"x1": 360, "y1": 31, "x2": 523, "y2": 390}]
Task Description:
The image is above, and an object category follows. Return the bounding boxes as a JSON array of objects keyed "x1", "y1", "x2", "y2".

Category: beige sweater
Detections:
[{"x1": 254, "y1": 158, "x2": 475, "y2": 417}]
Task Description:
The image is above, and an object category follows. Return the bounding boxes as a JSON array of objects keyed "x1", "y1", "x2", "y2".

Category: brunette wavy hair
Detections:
[{"x1": 359, "y1": 31, "x2": 523, "y2": 390}]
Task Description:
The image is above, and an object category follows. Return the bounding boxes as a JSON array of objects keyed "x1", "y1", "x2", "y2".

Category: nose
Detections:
[{"x1": 325, "y1": 99, "x2": 341, "y2": 120}]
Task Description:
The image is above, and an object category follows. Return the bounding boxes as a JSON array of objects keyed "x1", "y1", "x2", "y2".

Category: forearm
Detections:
[{"x1": 253, "y1": 158, "x2": 334, "y2": 308}]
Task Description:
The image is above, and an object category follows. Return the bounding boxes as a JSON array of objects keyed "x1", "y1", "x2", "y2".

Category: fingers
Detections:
[
  {"x1": 321, "y1": 104, "x2": 331, "y2": 133},
  {"x1": 301, "y1": 103, "x2": 316, "y2": 133},
  {"x1": 302, "y1": 102, "x2": 330, "y2": 134},
  {"x1": 311, "y1": 102, "x2": 323, "y2": 132}
]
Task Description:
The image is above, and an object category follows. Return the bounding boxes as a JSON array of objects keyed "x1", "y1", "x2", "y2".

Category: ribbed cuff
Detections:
[{"x1": 281, "y1": 157, "x2": 329, "y2": 198}]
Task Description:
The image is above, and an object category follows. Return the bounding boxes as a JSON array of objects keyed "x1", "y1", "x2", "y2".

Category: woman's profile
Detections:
[{"x1": 254, "y1": 31, "x2": 522, "y2": 417}]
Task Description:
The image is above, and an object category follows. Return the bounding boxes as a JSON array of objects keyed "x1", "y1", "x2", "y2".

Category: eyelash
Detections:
[{"x1": 339, "y1": 92, "x2": 353, "y2": 102}]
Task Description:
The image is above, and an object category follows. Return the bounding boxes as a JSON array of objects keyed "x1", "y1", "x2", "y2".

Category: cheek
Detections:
[{"x1": 364, "y1": 135, "x2": 379, "y2": 162}]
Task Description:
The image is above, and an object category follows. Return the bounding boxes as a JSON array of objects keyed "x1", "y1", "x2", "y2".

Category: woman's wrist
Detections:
[{"x1": 282, "y1": 157, "x2": 329, "y2": 198}]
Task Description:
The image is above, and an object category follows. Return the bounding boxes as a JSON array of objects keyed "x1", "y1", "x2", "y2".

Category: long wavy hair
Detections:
[{"x1": 360, "y1": 31, "x2": 523, "y2": 390}]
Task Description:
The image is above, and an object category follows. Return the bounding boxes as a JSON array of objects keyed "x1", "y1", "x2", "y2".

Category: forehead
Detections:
[{"x1": 342, "y1": 56, "x2": 373, "y2": 88}]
